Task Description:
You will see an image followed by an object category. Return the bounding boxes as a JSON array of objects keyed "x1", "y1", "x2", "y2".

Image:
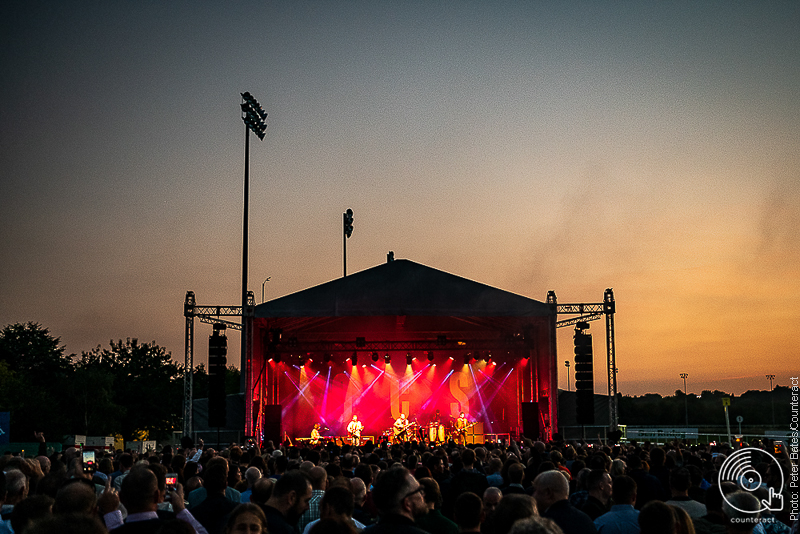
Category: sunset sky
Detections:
[{"x1": 2, "y1": 1, "x2": 798, "y2": 397}]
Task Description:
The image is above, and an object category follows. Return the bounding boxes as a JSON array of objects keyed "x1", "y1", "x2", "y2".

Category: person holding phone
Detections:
[
  {"x1": 100, "y1": 466, "x2": 205, "y2": 533},
  {"x1": 82, "y1": 451, "x2": 96, "y2": 474}
]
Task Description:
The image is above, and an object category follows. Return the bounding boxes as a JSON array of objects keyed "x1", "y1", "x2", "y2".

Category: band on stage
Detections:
[{"x1": 302, "y1": 410, "x2": 475, "y2": 446}]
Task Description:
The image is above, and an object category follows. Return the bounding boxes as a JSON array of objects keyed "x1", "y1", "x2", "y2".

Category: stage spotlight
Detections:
[
  {"x1": 351, "y1": 352, "x2": 358, "y2": 366},
  {"x1": 371, "y1": 352, "x2": 379, "y2": 362},
  {"x1": 384, "y1": 353, "x2": 391, "y2": 364},
  {"x1": 427, "y1": 351, "x2": 434, "y2": 362},
  {"x1": 463, "y1": 353, "x2": 471, "y2": 365},
  {"x1": 406, "y1": 353, "x2": 413, "y2": 366},
  {"x1": 298, "y1": 355, "x2": 305, "y2": 365}
]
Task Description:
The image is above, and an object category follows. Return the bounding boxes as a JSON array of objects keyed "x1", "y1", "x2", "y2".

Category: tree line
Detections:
[
  {"x1": 1, "y1": 322, "x2": 792, "y2": 443},
  {"x1": 0, "y1": 322, "x2": 239, "y2": 442},
  {"x1": 618, "y1": 386, "x2": 794, "y2": 429}
]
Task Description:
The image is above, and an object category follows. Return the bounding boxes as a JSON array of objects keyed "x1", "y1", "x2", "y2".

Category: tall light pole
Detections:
[
  {"x1": 240, "y1": 92, "x2": 268, "y2": 395},
  {"x1": 261, "y1": 277, "x2": 271, "y2": 304},
  {"x1": 680, "y1": 373, "x2": 689, "y2": 427},
  {"x1": 766, "y1": 374, "x2": 776, "y2": 426},
  {"x1": 343, "y1": 208, "x2": 353, "y2": 277},
  {"x1": 564, "y1": 360, "x2": 571, "y2": 392}
]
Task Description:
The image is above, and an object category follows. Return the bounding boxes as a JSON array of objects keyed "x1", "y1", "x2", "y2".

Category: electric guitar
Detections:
[
  {"x1": 393, "y1": 421, "x2": 418, "y2": 436},
  {"x1": 454, "y1": 421, "x2": 478, "y2": 435}
]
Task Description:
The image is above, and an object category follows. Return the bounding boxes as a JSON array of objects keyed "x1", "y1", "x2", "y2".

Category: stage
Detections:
[{"x1": 247, "y1": 258, "x2": 558, "y2": 444}]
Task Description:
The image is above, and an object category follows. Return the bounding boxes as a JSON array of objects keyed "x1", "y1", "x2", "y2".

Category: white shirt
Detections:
[{"x1": 302, "y1": 517, "x2": 366, "y2": 534}]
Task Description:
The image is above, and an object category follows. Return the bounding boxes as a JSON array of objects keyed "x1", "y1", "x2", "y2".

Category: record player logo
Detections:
[{"x1": 718, "y1": 447, "x2": 784, "y2": 513}]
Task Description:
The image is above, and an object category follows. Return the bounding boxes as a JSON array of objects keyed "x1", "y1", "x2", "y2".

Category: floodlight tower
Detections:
[
  {"x1": 343, "y1": 208, "x2": 354, "y2": 276},
  {"x1": 766, "y1": 374, "x2": 775, "y2": 425},
  {"x1": 680, "y1": 373, "x2": 689, "y2": 427},
  {"x1": 240, "y1": 92, "x2": 268, "y2": 393}
]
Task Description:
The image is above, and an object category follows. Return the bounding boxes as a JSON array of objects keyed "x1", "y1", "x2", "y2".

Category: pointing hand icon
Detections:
[{"x1": 762, "y1": 487, "x2": 783, "y2": 512}]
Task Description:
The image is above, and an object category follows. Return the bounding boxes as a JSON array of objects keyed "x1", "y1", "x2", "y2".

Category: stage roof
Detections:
[{"x1": 255, "y1": 259, "x2": 551, "y2": 318}]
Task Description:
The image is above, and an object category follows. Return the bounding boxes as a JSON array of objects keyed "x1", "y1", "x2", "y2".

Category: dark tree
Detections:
[
  {"x1": 78, "y1": 338, "x2": 183, "y2": 441},
  {"x1": 0, "y1": 322, "x2": 76, "y2": 438}
]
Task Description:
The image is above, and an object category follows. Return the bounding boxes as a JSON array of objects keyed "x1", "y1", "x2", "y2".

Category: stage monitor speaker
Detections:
[
  {"x1": 466, "y1": 434, "x2": 485, "y2": 445},
  {"x1": 521, "y1": 402, "x2": 540, "y2": 440},
  {"x1": 263, "y1": 405, "x2": 282, "y2": 446},
  {"x1": 467, "y1": 422, "x2": 484, "y2": 436}
]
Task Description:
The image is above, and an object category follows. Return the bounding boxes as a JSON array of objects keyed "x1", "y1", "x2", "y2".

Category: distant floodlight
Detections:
[
  {"x1": 241, "y1": 92, "x2": 268, "y2": 140},
  {"x1": 344, "y1": 208, "x2": 354, "y2": 238}
]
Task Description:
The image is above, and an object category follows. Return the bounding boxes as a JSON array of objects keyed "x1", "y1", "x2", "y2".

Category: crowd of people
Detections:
[{"x1": 0, "y1": 431, "x2": 796, "y2": 534}]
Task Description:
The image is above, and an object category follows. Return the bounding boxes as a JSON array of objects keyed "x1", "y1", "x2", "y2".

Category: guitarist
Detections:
[
  {"x1": 455, "y1": 411, "x2": 471, "y2": 445},
  {"x1": 347, "y1": 415, "x2": 364, "y2": 446},
  {"x1": 393, "y1": 413, "x2": 411, "y2": 443}
]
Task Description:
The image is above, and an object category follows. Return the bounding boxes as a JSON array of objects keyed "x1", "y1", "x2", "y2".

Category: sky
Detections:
[{"x1": 1, "y1": 1, "x2": 798, "y2": 398}]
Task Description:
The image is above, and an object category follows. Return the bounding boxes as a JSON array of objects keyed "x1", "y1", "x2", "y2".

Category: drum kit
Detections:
[
  {"x1": 379, "y1": 419, "x2": 454, "y2": 445},
  {"x1": 428, "y1": 422, "x2": 447, "y2": 443}
]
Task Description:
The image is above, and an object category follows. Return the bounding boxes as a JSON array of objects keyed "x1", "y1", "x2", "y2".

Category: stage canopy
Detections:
[{"x1": 248, "y1": 258, "x2": 558, "y2": 443}]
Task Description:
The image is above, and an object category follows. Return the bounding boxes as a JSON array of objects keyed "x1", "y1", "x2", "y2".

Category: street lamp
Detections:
[
  {"x1": 680, "y1": 373, "x2": 689, "y2": 427},
  {"x1": 564, "y1": 360, "x2": 571, "y2": 392},
  {"x1": 766, "y1": 374, "x2": 776, "y2": 426},
  {"x1": 261, "y1": 277, "x2": 271, "y2": 304},
  {"x1": 240, "y1": 91, "x2": 268, "y2": 394}
]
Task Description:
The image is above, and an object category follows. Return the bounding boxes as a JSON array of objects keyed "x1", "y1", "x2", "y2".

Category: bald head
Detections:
[
  {"x1": 308, "y1": 466, "x2": 327, "y2": 490},
  {"x1": 120, "y1": 467, "x2": 159, "y2": 513},
  {"x1": 299, "y1": 461, "x2": 315, "y2": 473},
  {"x1": 483, "y1": 486, "x2": 502, "y2": 515},
  {"x1": 533, "y1": 471, "x2": 569, "y2": 512},
  {"x1": 350, "y1": 477, "x2": 367, "y2": 505}
]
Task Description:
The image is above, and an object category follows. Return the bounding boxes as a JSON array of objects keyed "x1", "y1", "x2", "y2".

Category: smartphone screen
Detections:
[
  {"x1": 82, "y1": 451, "x2": 96, "y2": 473},
  {"x1": 774, "y1": 441, "x2": 783, "y2": 454},
  {"x1": 165, "y1": 474, "x2": 178, "y2": 492}
]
